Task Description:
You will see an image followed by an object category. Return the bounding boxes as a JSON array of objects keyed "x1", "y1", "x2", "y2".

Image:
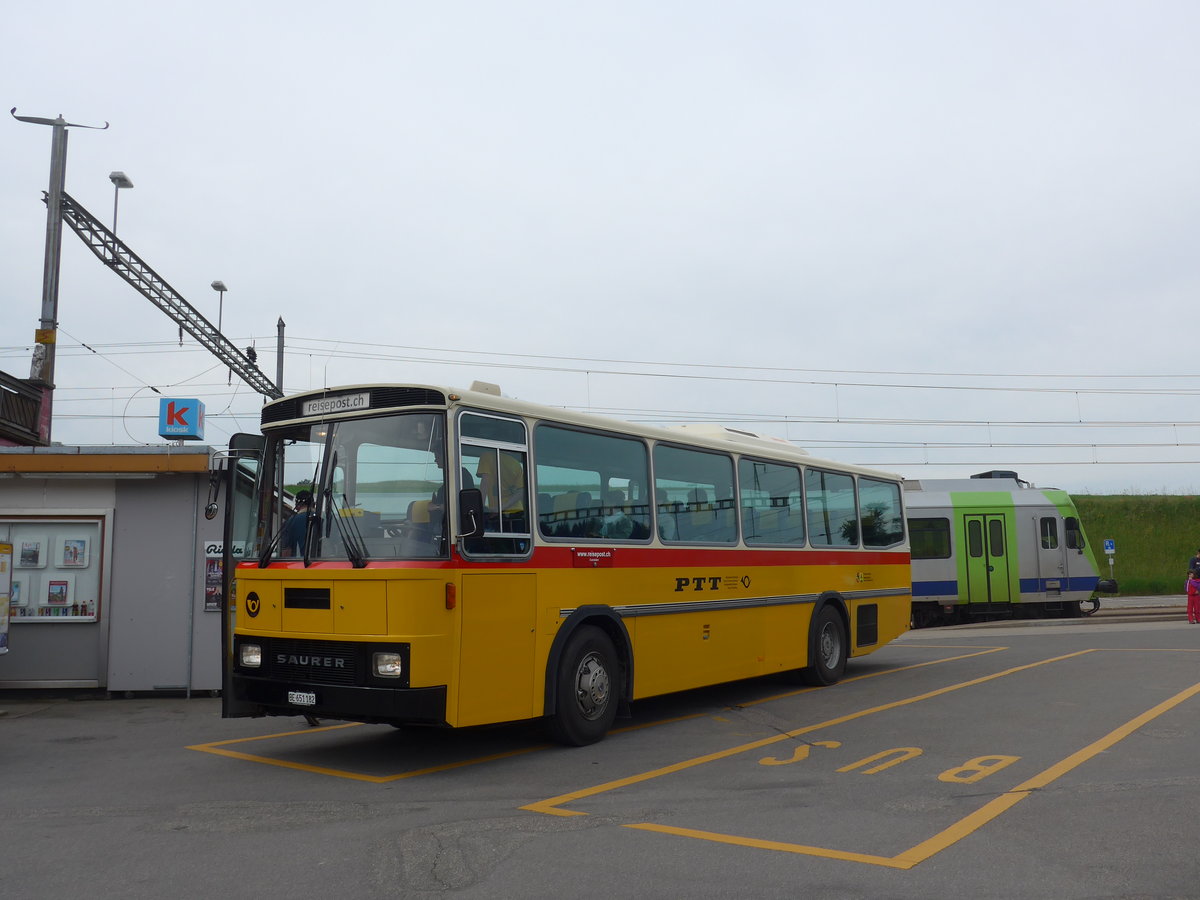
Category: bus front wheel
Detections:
[
  {"x1": 799, "y1": 604, "x2": 847, "y2": 686},
  {"x1": 546, "y1": 625, "x2": 619, "y2": 746}
]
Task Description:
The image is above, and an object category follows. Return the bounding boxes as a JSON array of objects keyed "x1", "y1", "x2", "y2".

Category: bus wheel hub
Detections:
[{"x1": 575, "y1": 653, "x2": 610, "y2": 719}]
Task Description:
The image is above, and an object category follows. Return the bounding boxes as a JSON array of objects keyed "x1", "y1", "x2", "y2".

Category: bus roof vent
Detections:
[
  {"x1": 665, "y1": 423, "x2": 808, "y2": 453},
  {"x1": 469, "y1": 380, "x2": 502, "y2": 396}
]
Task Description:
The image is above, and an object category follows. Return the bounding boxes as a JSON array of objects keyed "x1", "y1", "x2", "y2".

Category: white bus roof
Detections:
[{"x1": 267, "y1": 381, "x2": 903, "y2": 482}]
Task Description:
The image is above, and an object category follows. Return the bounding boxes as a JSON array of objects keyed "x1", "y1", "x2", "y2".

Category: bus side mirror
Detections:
[
  {"x1": 458, "y1": 488, "x2": 485, "y2": 538},
  {"x1": 204, "y1": 456, "x2": 227, "y2": 520}
]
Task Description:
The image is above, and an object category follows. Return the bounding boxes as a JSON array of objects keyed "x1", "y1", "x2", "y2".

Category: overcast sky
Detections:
[{"x1": 3, "y1": 1, "x2": 1200, "y2": 495}]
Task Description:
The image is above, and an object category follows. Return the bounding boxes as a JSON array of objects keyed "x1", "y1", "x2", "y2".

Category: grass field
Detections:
[{"x1": 1074, "y1": 495, "x2": 1200, "y2": 596}]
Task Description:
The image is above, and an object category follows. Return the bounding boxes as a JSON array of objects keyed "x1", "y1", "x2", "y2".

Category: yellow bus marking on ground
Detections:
[
  {"x1": 522, "y1": 650, "x2": 1092, "y2": 816},
  {"x1": 893, "y1": 678, "x2": 1200, "y2": 868},
  {"x1": 188, "y1": 723, "x2": 547, "y2": 782},
  {"x1": 626, "y1": 823, "x2": 899, "y2": 866},
  {"x1": 525, "y1": 650, "x2": 1200, "y2": 870},
  {"x1": 737, "y1": 647, "x2": 1007, "y2": 708}
]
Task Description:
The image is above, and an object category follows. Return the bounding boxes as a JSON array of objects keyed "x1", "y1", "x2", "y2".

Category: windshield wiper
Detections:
[
  {"x1": 331, "y1": 493, "x2": 369, "y2": 568},
  {"x1": 257, "y1": 529, "x2": 280, "y2": 568}
]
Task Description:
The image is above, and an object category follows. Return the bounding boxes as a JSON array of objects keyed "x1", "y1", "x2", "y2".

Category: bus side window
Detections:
[
  {"x1": 534, "y1": 424, "x2": 651, "y2": 543},
  {"x1": 653, "y1": 444, "x2": 736, "y2": 544},
  {"x1": 738, "y1": 458, "x2": 804, "y2": 546},
  {"x1": 859, "y1": 477, "x2": 904, "y2": 548},
  {"x1": 805, "y1": 468, "x2": 857, "y2": 547}
]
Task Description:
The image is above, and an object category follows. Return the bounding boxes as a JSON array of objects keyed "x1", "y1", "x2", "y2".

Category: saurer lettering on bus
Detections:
[{"x1": 276, "y1": 654, "x2": 346, "y2": 669}]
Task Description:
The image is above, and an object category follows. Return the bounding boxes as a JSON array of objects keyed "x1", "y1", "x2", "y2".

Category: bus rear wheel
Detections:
[
  {"x1": 546, "y1": 625, "x2": 619, "y2": 746},
  {"x1": 798, "y1": 604, "x2": 847, "y2": 686}
]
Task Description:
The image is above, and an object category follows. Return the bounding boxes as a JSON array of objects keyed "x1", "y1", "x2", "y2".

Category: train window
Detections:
[
  {"x1": 859, "y1": 478, "x2": 904, "y2": 548},
  {"x1": 966, "y1": 519, "x2": 984, "y2": 557},
  {"x1": 1040, "y1": 517, "x2": 1059, "y2": 550},
  {"x1": 988, "y1": 518, "x2": 1005, "y2": 556},
  {"x1": 1065, "y1": 517, "x2": 1085, "y2": 550},
  {"x1": 908, "y1": 518, "x2": 950, "y2": 559}
]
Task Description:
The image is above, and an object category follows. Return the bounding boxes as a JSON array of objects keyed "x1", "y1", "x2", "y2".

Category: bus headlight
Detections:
[
  {"x1": 373, "y1": 652, "x2": 403, "y2": 677},
  {"x1": 240, "y1": 643, "x2": 262, "y2": 667}
]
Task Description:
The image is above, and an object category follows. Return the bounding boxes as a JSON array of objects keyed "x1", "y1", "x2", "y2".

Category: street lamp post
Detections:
[
  {"x1": 108, "y1": 170, "x2": 133, "y2": 233},
  {"x1": 211, "y1": 280, "x2": 229, "y2": 383},
  {"x1": 210, "y1": 280, "x2": 227, "y2": 334}
]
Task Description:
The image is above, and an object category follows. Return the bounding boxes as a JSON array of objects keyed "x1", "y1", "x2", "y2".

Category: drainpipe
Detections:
[{"x1": 184, "y1": 472, "x2": 200, "y2": 698}]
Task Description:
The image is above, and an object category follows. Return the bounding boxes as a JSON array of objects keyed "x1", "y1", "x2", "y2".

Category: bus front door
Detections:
[
  {"x1": 962, "y1": 514, "x2": 1012, "y2": 611},
  {"x1": 456, "y1": 573, "x2": 538, "y2": 727}
]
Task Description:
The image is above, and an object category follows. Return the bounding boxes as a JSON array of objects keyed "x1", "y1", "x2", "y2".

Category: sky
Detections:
[{"x1": 3, "y1": 1, "x2": 1200, "y2": 495}]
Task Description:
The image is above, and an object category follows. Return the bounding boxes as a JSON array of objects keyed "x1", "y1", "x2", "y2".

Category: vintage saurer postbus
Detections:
[{"x1": 220, "y1": 381, "x2": 911, "y2": 745}]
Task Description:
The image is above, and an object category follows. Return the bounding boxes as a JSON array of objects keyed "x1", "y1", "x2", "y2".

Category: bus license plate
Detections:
[{"x1": 288, "y1": 690, "x2": 317, "y2": 706}]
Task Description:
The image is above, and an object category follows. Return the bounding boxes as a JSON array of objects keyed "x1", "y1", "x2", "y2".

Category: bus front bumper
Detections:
[{"x1": 232, "y1": 675, "x2": 448, "y2": 725}]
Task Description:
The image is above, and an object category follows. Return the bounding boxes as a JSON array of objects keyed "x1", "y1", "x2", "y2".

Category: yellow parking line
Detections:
[
  {"x1": 627, "y1": 822, "x2": 899, "y2": 866},
  {"x1": 190, "y1": 740, "x2": 547, "y2": 782},
  {"x1": 189, "y1": 720, "x2": 363, "y2": 747},
  {"x1": 738, "y1": 647, "x2": 1008, "y2": 708},
  {"x1": 893, "y1": 678, "x2": 1200, "y2": 868},
  {"x1": 188, "y1": 722, "x2": 547, "y2": 782}
]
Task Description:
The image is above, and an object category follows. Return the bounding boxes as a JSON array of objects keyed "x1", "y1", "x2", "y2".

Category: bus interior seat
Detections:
[
  {"x1": 575, "y1": 491, "x2": 601, "y2": 537},
  {"x1": 544, "y1": 492, "x2": 579, "y2": 537},
  {"x1": 536, "y1": 492, "x2": 554, "y2": 535},
  {"x1": 681, "y1": 488, "x2": 713, "y2": 540},
  {"x1": 657, "y1": 488, "x2": 681, "y2": 541}
]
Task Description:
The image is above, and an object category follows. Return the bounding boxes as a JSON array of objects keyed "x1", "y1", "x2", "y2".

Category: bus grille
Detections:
[{"x1": 263, "y1": 638, "x2": 361, "y2": 686}]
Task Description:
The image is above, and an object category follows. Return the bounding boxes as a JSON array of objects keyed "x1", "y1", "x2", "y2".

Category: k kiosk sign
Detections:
[{"x1": 158, "y1": 398, "x2": 205, "y2": 441}]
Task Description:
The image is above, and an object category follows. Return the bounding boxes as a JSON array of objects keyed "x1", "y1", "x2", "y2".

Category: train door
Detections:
[
  {"x1": 962, "y1": 513, "x2": 1012, "y2": 608},
  {"x1": 1035, "y1": 513, "x2": 1066, "y2": 596},
  {"x1": 1062, "y1": 514, "x2": 1086, "y2": 588}
]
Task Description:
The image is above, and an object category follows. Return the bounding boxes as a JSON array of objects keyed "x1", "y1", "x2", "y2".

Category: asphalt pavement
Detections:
[{"x1": 4, "y1": 609, "x2": 1200, "y2": 898}]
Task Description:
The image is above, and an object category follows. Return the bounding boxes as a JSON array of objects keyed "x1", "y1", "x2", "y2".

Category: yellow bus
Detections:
[{"x1": 220, "y1": 381, "x2": 911, "y2": 745}]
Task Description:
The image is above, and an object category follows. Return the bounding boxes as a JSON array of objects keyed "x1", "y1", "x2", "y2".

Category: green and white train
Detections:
[{"x1": 906, "y1": 471, "x2": 1117, "y2": 628}]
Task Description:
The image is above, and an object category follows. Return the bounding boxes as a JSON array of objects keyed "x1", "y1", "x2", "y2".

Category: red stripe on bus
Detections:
[{"x1": 241, "y1": 545, "x2": 909, "y2": 571}]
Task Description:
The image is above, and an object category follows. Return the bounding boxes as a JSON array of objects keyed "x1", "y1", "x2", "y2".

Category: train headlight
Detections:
[
  {"x1": 240, "y1": 643, "x2": 262, "y2": 667},
  {"x1": 373, "y1": 652, "x2": 403, "y2": 677}
]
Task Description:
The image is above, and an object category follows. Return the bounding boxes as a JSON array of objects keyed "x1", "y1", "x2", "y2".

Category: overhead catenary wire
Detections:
[{"x1": 9, "y1": 333, "x2": 1200, "y2": 473}]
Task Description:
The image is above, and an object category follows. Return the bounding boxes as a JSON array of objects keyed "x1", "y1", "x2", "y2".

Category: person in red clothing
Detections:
[{"x1": 1188, "y1": 571, "x2": 1200, "y2": 624}]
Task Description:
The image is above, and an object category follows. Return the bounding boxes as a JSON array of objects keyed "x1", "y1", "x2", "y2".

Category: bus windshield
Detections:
[{"x1": 265, "y1": 411, "x2": 448, "y2": 563}]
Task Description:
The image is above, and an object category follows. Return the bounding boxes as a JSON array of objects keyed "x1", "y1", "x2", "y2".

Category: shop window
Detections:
[{"x1": 2, "y1": 518, "x2": 104, "y2": 621}]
